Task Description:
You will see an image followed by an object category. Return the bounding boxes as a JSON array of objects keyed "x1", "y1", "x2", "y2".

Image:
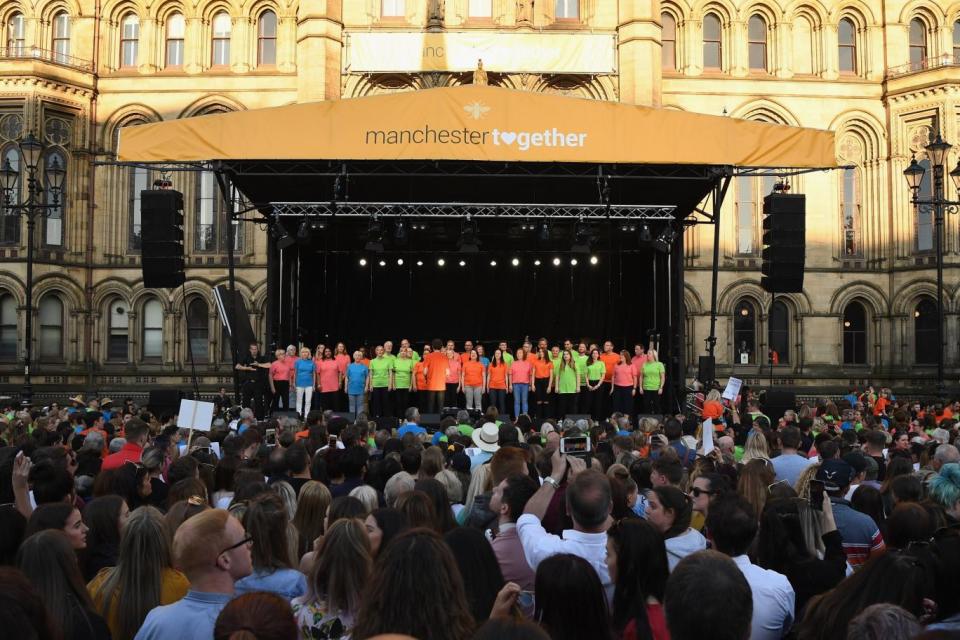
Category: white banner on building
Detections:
[{"x1": 345, "y1": 31, "x2": 616, "y2": 74}]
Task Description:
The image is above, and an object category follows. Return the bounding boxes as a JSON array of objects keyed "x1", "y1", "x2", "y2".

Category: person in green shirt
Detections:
[
  {"x1": 640, "y1": 350, "x2": 666, "y2": 414},
  {"x1": 392, "y1": 347, "x2": 416, "y2": 418},
  {"x1": 584, "y1": 348, "x2": 606, "y2": 420},
  {"x1": 499, "y1": 341, "x2": 514, "y2": 366},
  {"x1": 369, "y1": 345, "x2": 394, "y2": 418},
  {"x1": 400, "y1": 338, "x2": 419, "y2": 363},
  {"x1": 554, "y1": 350, "x2": 581, "y2": 418},
  {"x1": 383, "y1": 340, "x2": 398, "y2": 366},
  {"x1": 575, "y1": 342, "x2": 590, "y2": 412}
]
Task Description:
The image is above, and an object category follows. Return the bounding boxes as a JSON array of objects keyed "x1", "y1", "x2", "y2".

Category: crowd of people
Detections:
[
  {"x1": 234, "y1": 337, "x2": 667, "y2": 422},
  {"x1": 1, "y1": 382, "x2": 960, "y2": 640}
]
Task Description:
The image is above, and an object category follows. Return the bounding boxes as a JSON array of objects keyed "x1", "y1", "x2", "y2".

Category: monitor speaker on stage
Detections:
[
  {"x1": 376, "y1": 416, "x2": 399, "y2": 432},
  {"x1": 761, "y1": 193, "x2": 806, "y2": 294},
  {"x1": 271, "y1": 410, "x2": 299, "y2": 420},
  {"x1": 420, "y1": 413, "x2": 442, "y2": 430},
  {"x1": 140, "y1": 190, "x2": 185, "y2": 288},
  {"x1": 697, "y1": 356, "x2": 716, "y2": 384},
  {"x1": 214, "y1": 285, "x2": 256, "y2": 357},
  {"x1": 761, "y1": 390, "x2": 796, "y2": 424},
  {"x1": 331, "y1": 412, "x2": 356, "y2": 423}
]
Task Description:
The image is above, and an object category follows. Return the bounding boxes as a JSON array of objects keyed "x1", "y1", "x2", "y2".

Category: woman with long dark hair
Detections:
[
  {"x1": 25, "y1": 503, "x2": 88, "y2": 550},
  {"x1": 607, "y1": 519, "x2": 670, "y2": 640},
  {"x1": 534, "y1": 553, "x2": 612, "y2": 640},
  {"x1": 462, "y1": 349, "x2": 485, "y2": 411},
  {"x1": 17, "y1": 530, "x2": 111, "y2": 640},
  {"x1": 81, "y1": 495, "x2": 128, "y2": 581},
  {"x1": 644, "y1": 486, "x2": 706, "y2": 571},
  {"x1": 444, "y1": 527, "x2": 505, "y2": 625},
  {"x1": 364, "y1": 507, "x2": 409, "y2": 557},
  {"x1": 584, "y1": 348, "x2": 606, "y2": 420},
  {"x1": 87, "y1": 506, "x2": 189, "y2": 640},
  {"x1": 554, "y1": 350, "x2": 581, "y2": 418},
  {"x1": 416, "y1": 478, "x2": 457, "y2": 534},
  {"x1": 486, "y1": 349, "x2": 509, "y2": 416},
  {"x1": 353, "y1": 529, "x2": 474, "y2": 640}
]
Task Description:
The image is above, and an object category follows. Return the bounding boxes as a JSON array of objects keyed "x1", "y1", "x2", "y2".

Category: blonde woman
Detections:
[
  {"x1": 640, "y1": 349, "x2": 666, "y2": 413},
  {"x1": 294, "y1": 347, "x2": 317, "y2": 419},
  {"x1": 740, "y1": 430, "x2": 771, "y2": 465}
]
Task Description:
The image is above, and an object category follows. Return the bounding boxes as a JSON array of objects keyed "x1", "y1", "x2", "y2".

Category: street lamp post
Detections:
[
  {"x1": 903, "y1": 133, "x2": 960, "y2": 398},
  {"x1": 0, "y1": 133, "x2": 66, "y2": 407}
]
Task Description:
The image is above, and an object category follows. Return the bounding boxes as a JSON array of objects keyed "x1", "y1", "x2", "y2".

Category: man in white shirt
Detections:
[
  {"x1": 706, "y1": 493, "x2": 795, "y2": 640},
  {"x1": 518, "y1": 448, "x2": 614, "y2": 603}
]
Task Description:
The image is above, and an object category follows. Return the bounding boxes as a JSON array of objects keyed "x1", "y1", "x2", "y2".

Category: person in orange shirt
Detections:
[
  {"x1": 461, "y1": 350, "x2": 485, "y2": 411},
  {"x1": 414, "y1": 344, "x2": 431, "y2": 412},
  {"x1": 532, "y1": 347, "x2": 554, "y2": 420},
  {"x1": 524, "y1": 340, "x2": 536, "y2": 363},
  {"x1": 599, "y1": 340, "x2": 621, "y2": 420},
  {"x1": 486, "y1": 349, "x2": 510, "y2": 415},
  {"x1": 444, "y1": 347, "x2": 463, "y2": 408},
  {"x1": 460, "y1": 340, "x2": 475, "y2": 366},
  {"x1": 422, "y1": 339, "x2": 448, "y2": 414}
]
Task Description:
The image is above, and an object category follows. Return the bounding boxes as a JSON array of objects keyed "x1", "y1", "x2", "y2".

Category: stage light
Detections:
[
  {"x1": 309, "y1": 219, "x2": 327, "y2": 232},
  {"x1": 653, "y1": 225, "x2": 678, "y2": 253},
  {"x1": 459, "y1": 260, "x2": 466, "y2": 267},
  {"x1": 639, "y1": 223, "x2": 653, "y2": 243},
  {"x1": 490, "y1": 260, "x2": 497, "y2": 266},
  {"x1": 397, "y1": 258, "x2": 404, "y2": 266},
  {"x1": 511, "y1": 258, "x2": 520, "y2": 266},
  {"x1": 538, "y1": 220, "x2": 551, "y2": 242},
  {"x1": 437, "y1": 258, "x2": 446, "y2": 267},
  {"x1": 590, "y1": 256, "x2": 599, "y2": 265},
  {"x1": 570, "y1": 258, "x2": 578, "y2": 266},
  {"x1": 552, "y1": 257, "x2": 561, "y2": 266},
  {"x1": 534, "y1": 259, "x2": 541, "y2": 266},
  {"x1": 416, "y1": 260, "x2": 423, "y2": 266},
  {"x1": 378, "y1": 260, "x2": 386, "y2": 267},
  {"x1": 297, "y1": 218, "x2": 310, "y2": 240},
  {"x1": 394, "y1": 220, "x2": 408, "y2": 246},
  {"x1": 365, "y1": 217, "x2": 384, "y2": 252},
  {"x1": 571, "y1": 221, "x2": 593, "y2": 253},
  {"x1": 458, "y1": 217, "x2": 480, "y2": 253},
  {"x1": 359, "y1": 258, "x2": 367, "y2": 266}
]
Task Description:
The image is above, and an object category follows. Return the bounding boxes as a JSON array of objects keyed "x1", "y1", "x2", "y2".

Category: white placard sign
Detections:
[
  {"x1": 701, "y1": 418, "x2": 715, "y2": 455},
  {"x1": 176, "y1": 400, "x2": 215, "y2": 432},
  {"x1": 722, "y1": 377, "x2": 743, "y2": 402}
]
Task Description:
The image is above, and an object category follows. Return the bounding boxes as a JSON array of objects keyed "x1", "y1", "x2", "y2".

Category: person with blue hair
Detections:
[{"x1": 928, "y1": 462, "x2": 960, "y2": 522}]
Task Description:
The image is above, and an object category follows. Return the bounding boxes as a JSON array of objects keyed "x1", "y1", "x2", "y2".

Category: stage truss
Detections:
[{"x1": 267, "y1": 201, "x2": 677, "y2": 221}]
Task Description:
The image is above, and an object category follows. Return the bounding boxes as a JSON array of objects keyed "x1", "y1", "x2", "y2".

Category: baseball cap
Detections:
[{"x1": 816, "y1": 459, "x2": 854, "y2": 492}]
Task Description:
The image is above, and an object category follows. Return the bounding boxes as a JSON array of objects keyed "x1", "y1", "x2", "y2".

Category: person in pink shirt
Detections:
[
  {"x1": 611, "y1": 350, "x2": 637, "y2": 418},
  {"x1": 445, "y1": 347, "x2": 462, "y2": 408},
  {"x1": 317, "y1": 347, "x2": 341, "y2": 412},
  {"x1": 268, "y1": 348, "x2": 293, "y2": 411},
  {"x1": 510, "y1": 347, "x2": 533, "y2": 418}
]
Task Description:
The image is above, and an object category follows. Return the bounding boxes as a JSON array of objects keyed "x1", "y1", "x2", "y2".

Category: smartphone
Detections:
[
  {"x1": 517, "y1": 591, "x2": 535, "y2": 610},
  {"x1": 560, "y1": 435, "x2": 591, "y2": 455},
  {"x1": 809, "y1": 480, "x2": 825, "y2": 510},
  {"x1": 328, "y1": 435, "x2": 338, "y2": 447}
]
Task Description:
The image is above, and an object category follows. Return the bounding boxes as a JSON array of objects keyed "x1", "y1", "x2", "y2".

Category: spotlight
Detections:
[
  {"x1": 365, "y1": 217, "x2": 384, "y2": 252},
  {"x1": 534, "y1": 259, "x2": 541, "y2": 266},
  {"x1": 394, "y1": 220, "x2": 408, "y2": 246},
  {"x1": 458, "y1": 217, "x2": 480, "y2": 253},
  {"x1": 589, "y1": 255, "x2": 599, "y2": 265},
  {"x1": 273, "y1": 225, "x2": 295, "y2": 250},
  {"x1": 511, "y1": 258, "x2": 520, "y2": 266},
  {"x1": 459, "y1": 260, "x2": 466, "y2": 267},
  {"x1": 416, "y1": 260, "x2": 423, "y2": 266},
  {"x1": 309, "y1": 218, "x2": 327, "y2": 232},
  {"x1": 359, "y1": 258, "x2": 368, "y2": 266},
  {"x1": 490, "y1": 260, "x2": 497, "y2": 266},
  {"x1": 378, "y1": 260, "x2": 386, "y2": 267},
  {"x1": 437, "y1": 258, "x2": 446, "y2": 267},
  {"x1": 638, "y1": 223, "x2": 653, "y2": 243},
  {"x1": 570, "y1": 258, "x2": 578, "y2": 266},
  {"x1": 552, "y1": 257, "x2": 561, "y2": 266},
  {"x1": 538, "y1": 220, "x2": 551, "y2": 242},
  {"x1": 653, "y1": 225, "x2": 678, "y2": 253},
  {"x1": 397, "y1": 258, "x2": 404, "y2": 266}
]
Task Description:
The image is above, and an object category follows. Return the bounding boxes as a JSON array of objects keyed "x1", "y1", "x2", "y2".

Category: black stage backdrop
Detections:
[{"x1": 277, "y1": 248, "x2": 674, "y2": 353}]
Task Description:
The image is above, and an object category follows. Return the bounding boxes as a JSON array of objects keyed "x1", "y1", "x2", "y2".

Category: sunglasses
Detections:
[
  {"x1": 689, "y1": 487, "x2": 715, "y2": 498},
  {"x1": 219, "y1": 536, "x2": 253, "y2": 555}
]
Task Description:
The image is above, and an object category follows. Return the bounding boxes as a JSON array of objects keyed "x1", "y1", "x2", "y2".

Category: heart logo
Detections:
[{"x1": 500, "y1": 132, "x2": 517, "y2": 145}]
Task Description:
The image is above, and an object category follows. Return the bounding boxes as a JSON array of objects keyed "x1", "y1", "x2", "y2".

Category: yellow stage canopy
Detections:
[{"x1": 117, "y1": 85, "x2": 836, "y2": 168}]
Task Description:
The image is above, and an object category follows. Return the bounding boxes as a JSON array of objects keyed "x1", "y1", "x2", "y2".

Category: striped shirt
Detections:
[{"x1": 831, "y1": 499, "x2": 885, "y2": 568}]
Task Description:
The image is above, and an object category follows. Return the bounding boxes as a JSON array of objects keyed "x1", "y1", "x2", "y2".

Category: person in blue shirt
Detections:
[
  {"x1": 293, "y1": 347, "x2": 316, "y2": 419},
  {"x1": 345, "y1": 350, "x2": 370, "y2": 415},
  {"x1": 134, "y1": 509, "x2": 252, "y2": 640},
  {"x1": 844, "y1": 387, "x2": 859, "y2": 407},
  {"x1": 397, "y1": 406, "x2": 427, "y2": 438}
]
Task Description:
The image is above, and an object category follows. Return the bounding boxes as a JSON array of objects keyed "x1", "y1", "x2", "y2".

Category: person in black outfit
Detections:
[{"x1": 236, "y1": 342, "x2": 270, "y2": 419}]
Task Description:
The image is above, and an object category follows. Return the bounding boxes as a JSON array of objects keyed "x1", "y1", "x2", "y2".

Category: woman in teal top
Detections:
[
  {"x1": 584, "y1": 348, "x2": 606, "y2": 420},
  {"x1": 554, "y1": 349, "x2": 581, "y2": 418},
  {"x1": 368, "y1": 345, "x2": 393, "y2": 418},
  {"x1": 392, "y1": 347, "x2": 416, "y2": 418}
]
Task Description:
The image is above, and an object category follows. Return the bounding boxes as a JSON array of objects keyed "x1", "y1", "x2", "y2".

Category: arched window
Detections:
[
  {"x1": 0, "y1": 293, "x2": 16, "y2": 359},
  {"x1": 381, "y1": 0, "x2": 405, "y2": 17},
  {"x1": 914, "y1": 298, "x2": 937, "y2": 364},
  {"x1": 7, "y1": 13, "x2": 25, "y2": 55},
  {"x1": 120, "y1": 14, "x2": 139, "y2": 67},
  {"x1": 703, "y1": 14, "x2": 722, "y2": 70},
  {"x1": 768, "y1": 300, "x2": 790, "y2": 364},
  {"x1": 1, "y1": 146, "x2": 21, "y2": 244},
  {"x1": 748, "y1": 15, "x2": 767, "y2": 71},
  {"x1": 187, "y1": 298, "x2": 209, "y2": 362},
  {"x1": 165, "y1": 13, "x2": 185, "y2": 67},
  {"x1": 793, "y1": 16, "x2": 813, "y2": 75},
  {"x1": 142, "y1": 298, "x2": 163, "y2": 360},
  {"x1": 734, "y1": 299, "x2": 757, "y2": 364},
  {"x1": 38, "y1": 295, "x2": 63, "y2": 360},
  {"x1": 662, "y1": 13, "x2": 677, "y2": 70},
  {"x1": 841, "y1": 167, "x2": 861, "y2": 256},
  {"x1": 52, "y1": 12, "x2": 70, "y2": 63},
  {"x1": 735, "y1": 175, "x2": 776, "y2": 255},
  {"x1": 107, "y1": 298, "x2": 129, "y2": 361},
  {"x1": 257, "y1": 11, "x2": 277, "y2": 66},
  {"x1": 129, "y1": 165, "x2": 150, "y2": 251},
  {"x1": 469, "y1": 0, "x2": 492, "y2": 18},
  {"x1": 44, "y1": 150, "x2": 65, "y2": 246},
  {"x1": 954, "y1": 21, "x2": 960, "y2": 63},
  {"x1": 211, "y1": 12, "x2": 231, "y2": 66},
  {"x1": 842, "y1": 301, "x2": 867, "y2": 364},
  {"x1": 839, "y1": 18, "x2": 857, "y2": 74},
  {"x1": 916, "y1": 159, "x2": 933, "y2": 252},
  {"x1": 909, "y1": 18, "x2": 927, "y2": 70},
  {"x1": 556, "y1": 0, "x2": 579, "y2": 19}
]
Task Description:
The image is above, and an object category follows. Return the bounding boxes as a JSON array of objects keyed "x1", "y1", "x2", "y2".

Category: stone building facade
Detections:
[{"x1": 0, "y1": 0, "x2": 956, "y2": 395}]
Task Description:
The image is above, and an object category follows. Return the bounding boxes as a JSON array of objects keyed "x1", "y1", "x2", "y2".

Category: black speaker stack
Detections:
[
  {"x1": 141, "y1": 189, "x2": 186, "y2": 288},
  {"x1": 761, "y1": 193, "x2": 806, "y2": 294}
]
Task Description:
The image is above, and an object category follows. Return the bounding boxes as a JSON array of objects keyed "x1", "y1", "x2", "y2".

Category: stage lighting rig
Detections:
[
  {"x1": 297, "y1": 218, "x2": 310, "y2": 240},
  {"x1": 365, "y1": 216, "x2": 384, "y2": 252},
  {"x1": 638, "y1": 223, "x2": 653, "y2": 243},
  {"x1": 272, "y1": 224, "x2": 295, "y2": 250},
  {"x1": 653, "y1": 225, "x2": 678, "y2": 253},
  {"x1": 537, "y1": 219, "x2": 551, "y2": 242},
  {"x1": 458, "y1": 216, "x2": 480, "y2": 253},
  {"x1": 571, "y1": 220, "x2": 594, "y2": 254},
  {"x1": 394, "y1": 219, "x2": 408, "y2": 246}
]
